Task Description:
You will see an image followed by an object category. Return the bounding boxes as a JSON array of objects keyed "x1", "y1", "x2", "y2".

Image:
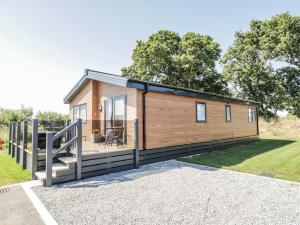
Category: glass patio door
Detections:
[
  {"x1": 104, "y1": 95, "x2": 126, "y2": 131},
  {"x1": 112, "y1": 96, "x2": 125, "y2": 127}
]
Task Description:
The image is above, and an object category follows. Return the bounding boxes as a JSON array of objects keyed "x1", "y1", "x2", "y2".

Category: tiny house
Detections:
[{"x1": 64, "y1": 69, "x2": 259, "y2": 151}]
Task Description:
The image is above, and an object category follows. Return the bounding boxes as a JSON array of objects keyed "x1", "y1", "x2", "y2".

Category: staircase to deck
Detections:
[
  {"x1": 38, "y1": 119, "x2": 82, "y2": 187},
  {"x1": 35, "y1": 155, "x2": 77, "y2": 186}
]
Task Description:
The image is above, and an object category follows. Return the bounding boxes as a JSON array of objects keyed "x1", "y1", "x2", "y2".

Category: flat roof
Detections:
[{"x1": 64, "y1": 69, "x2": 260, "y2": 106}]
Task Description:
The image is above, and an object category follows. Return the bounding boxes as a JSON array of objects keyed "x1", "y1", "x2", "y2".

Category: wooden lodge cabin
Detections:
[
  {"x1": 64, "y1": 69, "x2": 260, "y2": 152},
  {"x1": 8, "y1": 69, "x2": 260, "y2": 186}
]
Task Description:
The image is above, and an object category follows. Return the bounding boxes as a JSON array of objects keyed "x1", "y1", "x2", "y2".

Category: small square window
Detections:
[
  {"x1": 225, "y1": 105, "x2": 231, "y2": 122},
  {"x1": 196, "y1": 102, "x2": 207, "y2": 122}
]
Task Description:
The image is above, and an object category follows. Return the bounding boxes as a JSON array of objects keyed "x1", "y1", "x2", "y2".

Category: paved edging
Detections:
[{"x1": 21, "y1": 181, "x2": 58, "y2": 225}]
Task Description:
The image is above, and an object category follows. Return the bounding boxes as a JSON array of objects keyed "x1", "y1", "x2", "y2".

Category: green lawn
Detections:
[
  {"x1": 0, "y1": 144, "x2": 31, "y2": 186},
  {"x1": 179, "y1": 137, "x2": 300, "y2": 182}
]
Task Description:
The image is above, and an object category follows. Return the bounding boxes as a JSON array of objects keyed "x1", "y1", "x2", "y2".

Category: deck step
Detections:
[
  {"x1": 35, "y1": 161, "x2": 76, "y2": 186},
  {"x1": 58, "y1": 156, "x2": 77, "y2": 167},
  {"x1": 35, "y1": 170, "x2": 76, "y2": 186}
]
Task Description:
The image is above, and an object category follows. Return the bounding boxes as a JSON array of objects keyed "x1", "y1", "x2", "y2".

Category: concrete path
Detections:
[
  {"x1": 0, "y1": 185, "x2": 44, "y2": 225},
  {"x1": 0, "y1": 184, "x2": 45, "y2": 225},
  {"x1": 33, "y1": 160, "x2": 300, "y2": 225}
]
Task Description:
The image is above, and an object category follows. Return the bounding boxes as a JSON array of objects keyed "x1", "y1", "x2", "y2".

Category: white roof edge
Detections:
[{"x1": 63, "y1": 69, "x2": 128, "y2": 104}]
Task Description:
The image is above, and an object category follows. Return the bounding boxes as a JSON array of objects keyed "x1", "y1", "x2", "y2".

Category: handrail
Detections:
[
  {"x1": 53, "y1": 136, "x2": 78, "y2": 155},
  {"x1": 53, "y1": 120, "x2": 78, "y2": 141},
  {"x1": 45, "y1": 119, "x2": 82, "y2": 187}
]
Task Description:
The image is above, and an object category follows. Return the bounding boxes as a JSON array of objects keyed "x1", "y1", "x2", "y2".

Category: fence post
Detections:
[
  {"x1": 65, "y1": 119, "x2": 71, "y2": 154},
  {"x1": 22, "y1": 121, "x2": 28, "y2": 169},
  {"x1": 11, "y1": 122, "x2": 16, "y2": 158},
  {"x1": 46, "y1": 132, "x2": 53, "y2": 187},
  {"x1": 76, "y1": 119, "x2": 82, "y2": 180},
  {"x1": 31, "y1": 119, "x2": 39, "y2": 180},
  {"x1": 8, "y1": 123, "x2": 12, "y2": 155},
  {"x1": 16, "y1": 122, "x2": 21, "y2": 163},
  {"x1": 134, "y1": 119, "x2": 139, "y2": 168}
]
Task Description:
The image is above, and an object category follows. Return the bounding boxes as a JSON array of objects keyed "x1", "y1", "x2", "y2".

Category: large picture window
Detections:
[
  {"x1": 73, "y1": 104, "x2": 87, "y2": 123},
  {"x1": 196, "y1": 102, "x2": 207, "y2": 122},
  {"x1": 225, "y1": 105, "x2": 231, "y2": 122},
  {"x1": 248, "y1": 108, "x2": 256, "y2": 122}
]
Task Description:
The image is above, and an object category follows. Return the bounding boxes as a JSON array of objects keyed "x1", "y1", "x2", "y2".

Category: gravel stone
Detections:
[{"x1": 33, "y1": 160, "x2": 300, "y2": 225}]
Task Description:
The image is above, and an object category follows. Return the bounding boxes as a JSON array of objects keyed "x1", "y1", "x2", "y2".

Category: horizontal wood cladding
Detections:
[
  {"x1": 81, "y1": 150, "x2": 134, "y2": 178},
  {"x1": 140, "y1": 136, "x2": 258, "y2": 165},
  {"x1": 145, "y1": 91, "x2": 258, "y2": 149},
  {"x1": 78, "y1": 136, "x2": 257, "y2": 179}
]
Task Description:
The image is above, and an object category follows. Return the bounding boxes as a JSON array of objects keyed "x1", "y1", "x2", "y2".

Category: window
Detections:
[
  {"x1": 73, "y1": 104, "x2": 87, "y2": 123},
  {"x1": 196, "y1": 102, "x2": 207, "y2": 122},
  {"x1": 248, "y1": 108, "x2": 256, "y2": 122},
  {"x1": 225, "y1": 105, "x2": 231, "y2": 122}
]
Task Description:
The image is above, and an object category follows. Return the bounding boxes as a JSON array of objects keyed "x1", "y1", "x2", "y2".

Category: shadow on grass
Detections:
[{"x1": 179, "y1": 138, "x2": 296, "y2": 168}]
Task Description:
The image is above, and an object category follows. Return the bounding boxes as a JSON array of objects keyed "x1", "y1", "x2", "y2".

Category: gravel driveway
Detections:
[{"x1": 33, "y1": 160, "x2": 300, "y2": 225}]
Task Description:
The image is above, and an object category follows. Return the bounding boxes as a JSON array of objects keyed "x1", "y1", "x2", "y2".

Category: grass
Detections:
[
  {"x1": 0, "y1": 143, "x2": 31, "y2": 186},
  {"x1": 179, "y1": 137, "x2": 300, "y2": 182}
]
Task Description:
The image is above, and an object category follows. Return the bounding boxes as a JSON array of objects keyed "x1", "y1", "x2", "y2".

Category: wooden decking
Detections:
[{"x1": 81, "y1": 141, "x2": 134, "y2": 155}]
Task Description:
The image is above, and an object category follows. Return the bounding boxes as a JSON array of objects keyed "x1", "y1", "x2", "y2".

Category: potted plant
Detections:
[{"x1": 90, "y1": 129, "x2": 101, "y2": 143}]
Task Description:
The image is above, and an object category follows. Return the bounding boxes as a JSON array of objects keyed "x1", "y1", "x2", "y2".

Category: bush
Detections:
[
  {"x1": 36, "y1": 111, "x2": 69, "y2": 131},
  {"x1": 0, "y1": 106, "x2": 33, "y2": 127}
]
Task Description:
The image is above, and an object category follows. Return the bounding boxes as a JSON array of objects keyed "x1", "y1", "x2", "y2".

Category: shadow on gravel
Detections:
[{"x1": 55, "y1": 160, "x2": 217, "y2": 189}]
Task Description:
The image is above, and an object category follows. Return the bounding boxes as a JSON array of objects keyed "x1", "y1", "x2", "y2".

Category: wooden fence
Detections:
[
  {"x1": 8, "y1": 120, "x2": 38, "y2": 173},
  {"x1": 8, "y1": 119, "x2": 68, "y2": 178}
]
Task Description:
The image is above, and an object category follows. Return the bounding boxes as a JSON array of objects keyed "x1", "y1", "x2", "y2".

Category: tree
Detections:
[
  {"x1": 222, "y1": 12, "x2": 300, "y2": 119},
  {"x1": 36, "y1": 111, "x2": 69, "y2": 129},
  {"x1": 259, "y1": 13, "x2": 300, "y2": 117},
  {"x1": 122, "y1": 30, "x2": 228, "y2": 94},
  {"x1": 0, "y1": 106, "x2": 33, "y2": 127}
]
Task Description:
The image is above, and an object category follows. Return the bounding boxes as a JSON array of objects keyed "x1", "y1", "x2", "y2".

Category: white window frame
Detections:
[
  {"x1": 196, "y1": 102, "x2": 207, "y2": 122},
  {"x1": 225, "y1": 105, "x2": 232, "y2": 123},
  {"x1": 73, "y1": 104, "x2": 87, "y2": 124},
  {"x1": 248, "y1": 108, "x2": 256, "y2": 123}
]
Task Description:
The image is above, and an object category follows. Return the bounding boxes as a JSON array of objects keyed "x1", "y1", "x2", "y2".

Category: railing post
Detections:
[
  {"x1": 31, "y1": 119, "x2": 39, "y2": 180},
  {"x1": 65, "y1": 119, "x2": 71, "y2": 154},
  {"x1": 8, "y1": 123, "x2": 12, "y2": 155},
  {"x1": 46, "y1": 132, "x2": 53, "y2": 187},
  {"x1": 16, "y1": 121, "x2": 21, "y2": 163},
  {"x1": 134, "y1": 119, "x2": 139, "y2": 168},
  {"x1": 22, "y1": 121, "x2": 28, "y2": 169},
  {"x1": 11, "y1": 122, "x2": 16, "y2": 158},
  {"x1": 76, "y1": 119, "x2": 82, "y2": 180}
]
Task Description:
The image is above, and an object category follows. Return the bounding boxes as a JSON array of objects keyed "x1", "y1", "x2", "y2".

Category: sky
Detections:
[{"x1": 0, "y1": 0, "x2": 299, "y2": 114}]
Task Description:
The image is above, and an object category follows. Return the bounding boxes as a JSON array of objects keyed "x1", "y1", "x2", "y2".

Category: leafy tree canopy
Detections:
[
  {"x1": 222, "y1": 12, "x2": 300, "y2": 119},
  {"x1": 36, "y1": 111, "x2": 69, "y2": 128},
  {"x1": 122, "y1": 30, "x2": 228, "y2": 94},
  {"x1": 0, "y1": 106, "x2": 33, "y2": 127}
]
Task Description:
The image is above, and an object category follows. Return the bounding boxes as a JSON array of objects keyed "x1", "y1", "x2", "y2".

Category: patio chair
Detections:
[{"x1": 104, "y1": 128, "x2": 124, "y2": 148}]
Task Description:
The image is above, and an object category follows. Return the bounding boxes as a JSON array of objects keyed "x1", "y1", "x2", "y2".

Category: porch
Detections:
[
  {"x1": 80, "y1": 141, "x2": 134, "y2": 155},
  {"x1": 8, "y1": 118, "x2": 139, "y2": 187}
]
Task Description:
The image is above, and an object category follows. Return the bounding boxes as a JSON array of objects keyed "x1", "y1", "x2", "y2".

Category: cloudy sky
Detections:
[{"x1": 0, "y1": 0, "x2": 299, "y2": 114}]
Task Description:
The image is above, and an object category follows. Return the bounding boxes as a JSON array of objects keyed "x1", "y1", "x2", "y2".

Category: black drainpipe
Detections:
[
  {"x1": 142, "y1": 84, "x2": 148, "y2": 150},
  {"x1": 256, "y1": 106, "x2": 260, "y2": 136}
]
